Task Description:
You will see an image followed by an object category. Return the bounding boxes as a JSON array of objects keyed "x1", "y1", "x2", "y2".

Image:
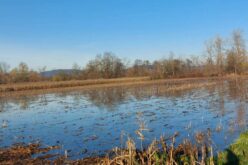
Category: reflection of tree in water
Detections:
[
  {"x1": 217, "y1": 81, "x2": 226, "y2": 116},
  {"x1": 0, "y1": 99, "x2": 8, "y2": 112},
  {"x1": 82, "y1": 88, "x2": 128, "y2": 110},
  {"x1": 54, "y1": 92, "x2": 70, "y2": 98},
  {"x1": 226, "y1": 79, "x2": 248, "y2": 129},
  {"x1": 1, "y1": 79, "x2": 247, "y2": 113},
  {"x1": 0, "y1": 95, "x2": 47, "y2": 111},
  {"x1": 18, "y1": 96, "x2": 31, "y2": 110},
  {"x1": 237, "y1": 103, "x2": 246, "y2": 128},
  {"x1": 204, "y1": 84, "x2": 217, "y2": 117},
  {"x1": 80, "y1": 85, "x2": 192, "y2": 110},
  {"x1": 227, "y1": 79, "x2": 247, "y2": 101},
  {"x1": 71, "y1": 93, "x2": 85, "y2": 106},
  {"x1": 206, "y1": 79, "x2": 247, "y2": 117},
  {"x1": 39, "y1": 94, "x2": 48, "y2": 106}
]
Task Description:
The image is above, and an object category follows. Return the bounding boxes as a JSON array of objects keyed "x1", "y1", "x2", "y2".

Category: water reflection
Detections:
[
  {"x1": 0, "y1": 79, "x2": 247, "y2": 158},
  {"x1": 237, "y1": 103, "x2": 246, "y2": 128},
  {"x1": 0, "y1": 79, "x2": 247, "y2": 112},
  {"x1": 83, "y1": 88, "x2": 127, "y2": 110}
]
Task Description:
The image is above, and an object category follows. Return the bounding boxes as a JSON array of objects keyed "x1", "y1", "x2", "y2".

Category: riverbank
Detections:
[
  {"x1": 0, "y1": 75, "x2": 245, "y2": 98},
  {"x1": 0, "y1": 77, "x2": 150, "y2": 93}
]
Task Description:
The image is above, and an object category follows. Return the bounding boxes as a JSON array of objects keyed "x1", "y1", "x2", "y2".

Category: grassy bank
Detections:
[
  {"x1": 1, "y1": 74, "x2": 247, "y2": 94},
  {"x1": 1, "y1": 131, "x2": 247, "y2": 164},
  {"x1": 0, "y1": 75, "x2": 243, "y2": 94},
  {"x1": 0, "y1": 76, "x2": 221, "y2": 98},
  {"x1": 0, "y1": 77, "x2": 150, "y2": 92},
  {"x1": 215, "y1": 131, "x2": 248, "y2": 165}
]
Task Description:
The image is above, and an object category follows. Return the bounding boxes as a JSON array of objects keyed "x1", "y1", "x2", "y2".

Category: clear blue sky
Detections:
[{"x1": 0, "y1": 0, "x2": 248, "y2": 70}]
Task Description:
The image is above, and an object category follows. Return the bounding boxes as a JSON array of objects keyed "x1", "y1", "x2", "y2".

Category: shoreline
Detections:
[
  {"x1": 0, "y1": 131, "x2": 247, "y2": 164},
  {"x1": 0, "y1": 75, "x2": 246, "y2": 98}
]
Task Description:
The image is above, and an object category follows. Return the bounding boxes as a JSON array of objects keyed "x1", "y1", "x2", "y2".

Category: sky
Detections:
[{"x1": 0, "y1": 0, "x2": 248, "y2": 70}]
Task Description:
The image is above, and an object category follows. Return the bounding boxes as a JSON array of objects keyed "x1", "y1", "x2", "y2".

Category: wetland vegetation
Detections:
[
  {"x1": 0, "y1": 77, "x2": 247, "y2": 164},
  {"x1": 1, "y1": 10, "x2": 248, "y2": 165},
  {"x1": 1, "y1": 0, "x2": 248, "y2": 163}
]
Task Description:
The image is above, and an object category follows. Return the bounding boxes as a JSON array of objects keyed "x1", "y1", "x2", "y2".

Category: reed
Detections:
[{"x1": 1, "y1": 131, "x2": 247, "y2": 164}]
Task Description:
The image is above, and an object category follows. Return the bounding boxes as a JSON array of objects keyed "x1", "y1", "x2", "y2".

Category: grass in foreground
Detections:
[
  {"x1": 215, "y1": 131, "x2": 248, "y2": 165},
  {"x1": 1, "y1": 131, "x2": 247, "y2": 165}
]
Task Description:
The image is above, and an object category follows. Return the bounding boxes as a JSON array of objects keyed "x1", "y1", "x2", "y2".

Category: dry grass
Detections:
[
  {"x1": 0, "y1": 132, "x2": 215, "y2": 165},
  {"x1": 0, "y1": 76, "x2": 232, "y2": 98},
  {"x1": 0, "y1": 143, "x2": 60, "y2": 164},
  {"x1": 0, "y1": 76, "x2": 237, "y2": 93},
  {"x1": 0, "y1": 77, "x2": 150, "y2": 93},
  {"x1": 1, "y1": 75, "x2": 246, "y2": 94}
]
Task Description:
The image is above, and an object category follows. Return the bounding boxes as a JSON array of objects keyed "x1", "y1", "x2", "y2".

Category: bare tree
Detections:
[
  {"x1": 231, "y1": 30, "x2": 247, "y2": 74},
  {"x1": 9, "y1": 62, "x2": 30, "y2": 82},
  {"x1": 169, "y1": 52, "x2": 175, "y2": 77},
  {"x1": 85, "y1": 52, "x2": 126, "y2": 79},
  {"x1": 38, "y1": 66, "x2": 47, "y2": 73},
  {"x1": 214, "y1": 36, "x2": 225, "y2": 75},
  {"x1": 0, "y1": 62, "x2": 10, "y2": 84},
  {"x1": 204, "y1": 38, "x2": 223, "y2": 76},
  {"x1": 0, "y1": 62, "x2": 10, "y2": 74}
]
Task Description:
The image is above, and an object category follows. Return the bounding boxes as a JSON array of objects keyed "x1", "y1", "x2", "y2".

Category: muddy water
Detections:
[{"x1": 0, "y1": 79, "x2": 247, "y2": 159}]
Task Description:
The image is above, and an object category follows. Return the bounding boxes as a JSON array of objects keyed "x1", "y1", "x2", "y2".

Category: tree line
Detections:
[{"x1": 0, "y1": 30, "x2": 247, "y2": 84}]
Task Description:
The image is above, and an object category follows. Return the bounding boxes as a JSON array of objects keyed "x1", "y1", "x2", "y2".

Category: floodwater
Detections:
[{"x1": 0, "y1": 79, "x2": 247, "y2": 159}]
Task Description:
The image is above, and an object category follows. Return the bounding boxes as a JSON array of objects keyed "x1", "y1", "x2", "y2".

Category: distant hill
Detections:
[{"x1": 40, "y1": 69, "x2": 80, "y2": 78}]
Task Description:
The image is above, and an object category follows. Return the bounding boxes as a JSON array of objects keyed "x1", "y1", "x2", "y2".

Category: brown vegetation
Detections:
[
  {"x1": 0, "y1": 143, "x2": 62, "y2": 164},
  {"x1": 1, "y1": 125, "x2": 247, "y2": 165},
  {"x1": 1, "y1": 131, "x2": 247, "y2": 165},
  {"x1": 0, "y1": 131, "x2": 215, "y2": 165},
  {"x1": 0, "y1": 77, "x2": 150, "y2": 93},
  {"x1": 0, "y1": 75, "x2": 229, "y2": 97}
]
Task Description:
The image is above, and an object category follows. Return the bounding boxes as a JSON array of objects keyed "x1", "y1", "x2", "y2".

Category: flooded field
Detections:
[{"x1": 0, "y1": 79, "x2": 247, "y2": 159}]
